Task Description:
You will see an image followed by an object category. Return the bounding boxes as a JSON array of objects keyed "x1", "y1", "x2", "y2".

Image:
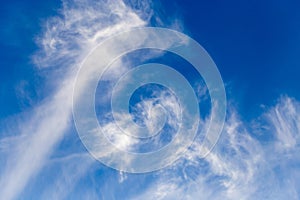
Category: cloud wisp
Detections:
[
  {"x1": 1, "y1": 0, "x2": 299, "y2": 199},
  {"x1": 0, "y1": 0, "x2": 152, "y2": 199},
  {"x1": 130, "y1": 96, "x2": 300, "y2": 200}
]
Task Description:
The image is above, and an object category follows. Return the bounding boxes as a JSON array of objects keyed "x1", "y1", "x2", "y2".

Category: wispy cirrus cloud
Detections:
[
  {"x1": 130, "y1": 96, "x2": 300, "y2": 200},
  {"x1": 0, "y1": 0, "x2": 152, "y2": 199},
  {"x1": 39, "y1": 153, "x2": 94, "y2": 200},
  {"x1": 1, "y1": 0, "x2": 299, "y2": 199}
]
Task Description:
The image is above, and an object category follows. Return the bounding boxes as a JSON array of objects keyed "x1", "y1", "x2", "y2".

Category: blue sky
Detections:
[{"x1": 0, "y1": 0, "x2": 300, "y2": 199}]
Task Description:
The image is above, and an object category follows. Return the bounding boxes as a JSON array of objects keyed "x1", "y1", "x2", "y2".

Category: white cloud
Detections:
[
  {"x1": 0, "y1": 0, "x2": 152, "y2": 199},
  {"x1": 131, "y1": 96, "x2": 300, "y2": 200},
  {"x1": 267, "y1": 96, "x2": 300, "y2": 150},
  {"x1": 33, "y1": 0, "x2": 148, "y2": 69},
  {"x1": 40, "y1": 153, "x2": 94, "y2": 200},
  {"x1": 0, "y1": 80, "x2": 73, "y2": 200},
  {"x1": 2, "y1": 0, "x2": 299, "y2": 199}
]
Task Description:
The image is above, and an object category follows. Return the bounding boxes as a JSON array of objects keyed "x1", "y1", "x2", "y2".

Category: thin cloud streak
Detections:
[
  {"x1": 0, "y1": 0, "x2": 151, "y2": 199},
  {"x1": 40, "y1": 153, "x2": 95, "y2": 200}
]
